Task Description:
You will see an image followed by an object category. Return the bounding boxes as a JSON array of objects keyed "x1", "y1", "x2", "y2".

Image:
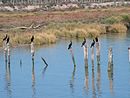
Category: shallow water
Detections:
[{"x1": 0, "y1": 33, "x2": 130, "y2": 98}]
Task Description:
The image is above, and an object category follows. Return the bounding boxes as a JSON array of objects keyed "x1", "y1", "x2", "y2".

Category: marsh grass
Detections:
[
  {"x1": 0, "y1": 8, "x2": 130, "y2": 46},
  {"x1": 44, "y1": 22, "x2": 106, "y2": 38},
  {"x1": 0, "y1": 32, "x2": 57, "y2": 47}
]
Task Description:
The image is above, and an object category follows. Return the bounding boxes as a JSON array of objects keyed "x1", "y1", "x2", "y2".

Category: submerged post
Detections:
[
  {"x1": 108, "y1": 47, "x2": 113, "y2": 72},
  {"x1": 128, "y1": 47, "x2": 130, "y2": 62}
]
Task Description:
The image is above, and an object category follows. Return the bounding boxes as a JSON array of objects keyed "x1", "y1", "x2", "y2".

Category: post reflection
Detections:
[
  {"x1": 92, "y1": 68, "x2": 96, "y2": 98},
  {"x1": 70, "y1": 67, "x2": 76, "y2": 93},
  {"x1": 32, "y1": 58, "x2": 36, "y2": 98},
  {"x1": 85, "y1": 66, "x2": 89, "y2": 93},
  {"x1": 42, "y1": 65, "x2": 48, "y2": 79},
  {"x1": 96, "y1": 64, "x2": 101, "y2": 97},
  {"x1": 108, "y1": 64, "x2": 114, "y2": 95},
  {"x1": 5, "y1": 52, "x2": 12, "y2": 98}
]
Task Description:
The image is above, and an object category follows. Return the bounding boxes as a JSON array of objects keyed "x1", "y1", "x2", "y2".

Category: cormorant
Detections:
[
  {"x1": 68, "y1": 41, "x2": 72, "y2": 50},
  {"x1": 31, "y1": 35, "x2": 34, "y2": 43},
  {"x1": 81, "y1": 38, "x2": 86, "y2": 47},
  {"x1": 3, "y1": 34, "x2": 7, "y2": 41},
  {"x1": 95, "y1": 37, "x2": 98, "y2": 42},
  {"x1": 90, "y1": 39, "x2": 95, "y2": 48},
  {"x1": 6, "y1": 36, "x2": 9, "y2": 44}
]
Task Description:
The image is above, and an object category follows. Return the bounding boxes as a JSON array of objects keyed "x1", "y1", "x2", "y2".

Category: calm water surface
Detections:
[{"x1": 0, "y1": 33, "x2": 130, "y2": 98}]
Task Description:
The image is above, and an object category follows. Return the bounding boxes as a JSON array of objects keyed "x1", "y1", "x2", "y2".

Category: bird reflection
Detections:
[
  {"x1": 5, "y1": 52, "x2": 11, "y2": 98},
  {"x1": 32, "y1": 58, "x2": 36, "y2": 98},
  {"x1": 70, "y1": 67, "x2": 76, "y2": 93},
  {"x1": 108, "y1": 64, "x2": 114, "y2": 95}
]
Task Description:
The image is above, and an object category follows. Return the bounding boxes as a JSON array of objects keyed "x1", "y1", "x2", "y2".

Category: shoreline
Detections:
[{"x1": 0, "y1": 7, "x2": 130, "y2": 47}]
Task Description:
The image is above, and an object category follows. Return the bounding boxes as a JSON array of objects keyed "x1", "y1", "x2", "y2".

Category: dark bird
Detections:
[
  {"x1": 95, "y1": 37, "x2": 98, "y2": 42},
  {"x1": 81, "y1": 38, "x2": 86, "y2": 47},
  {"x1": 68, "y1": 41, "x2": 72, "y2": 50},
  {"x1": 31, "y1": 35, "x2": 34, "y2": 43},
  {"x1": 3, "y1": 34, "x2": 7, "y2": 41},
  {"x1": 90, "y1": 39, "x2": 95, "y2": 48},
  {"x1": 6, "y1": 36, "x2": 9, "y2": 44}
]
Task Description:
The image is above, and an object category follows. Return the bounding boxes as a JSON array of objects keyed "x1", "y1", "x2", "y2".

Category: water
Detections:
[{"x1": 0, "y1": 33, "x2": 130, "y2": 98}]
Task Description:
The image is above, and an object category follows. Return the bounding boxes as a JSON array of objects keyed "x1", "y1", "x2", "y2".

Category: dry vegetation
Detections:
[{"x1": 0, "y1": 7, "x2": 130, "y2": 46}]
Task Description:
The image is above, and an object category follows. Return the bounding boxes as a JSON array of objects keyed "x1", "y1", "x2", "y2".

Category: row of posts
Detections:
[
  {"x1": 69, "y1": 39, "x2": 113, "y2": 72},
  {"x1": 69, "y1": 39, "x2": 114, "y2": 95}
]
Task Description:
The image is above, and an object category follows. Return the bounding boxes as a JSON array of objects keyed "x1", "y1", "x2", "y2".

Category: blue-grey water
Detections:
[{"x1": 0, "y1": 33, "x2": 130, "y2": 98}]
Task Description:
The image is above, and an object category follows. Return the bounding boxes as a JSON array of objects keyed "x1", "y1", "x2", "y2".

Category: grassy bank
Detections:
[{"x1": 0, "y1": 7, "x2": 130, "y2": 46}]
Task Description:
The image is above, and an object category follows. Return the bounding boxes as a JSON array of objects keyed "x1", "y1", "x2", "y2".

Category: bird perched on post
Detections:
[
  {"x1": 6, "y1": 36, "x2": 10, "y2": 44},
  {"x1": 81, "y1": 38, "x2": 86, "y2": 47},
  {"x1": 31, "y1": 35, "x2": 34, "y2": 43},
  {"x1": 95, "y1": 37, "x2": 98, "y2": 42},
  {"x1": 68, "y1": 41, "x2": 72, "y2": 50},
  {"x1": 3, "y1": 34, "x2": 8, "y2": 41},
  {"x1": 90, "y1": 39, "x2": 95, "y2": 48}
]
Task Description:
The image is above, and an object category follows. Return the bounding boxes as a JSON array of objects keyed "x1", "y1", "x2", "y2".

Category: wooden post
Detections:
[
  {"x1": 3, "y1": 40, "x2": 7, "y2": 52},
  {"x1": 108, "y1": 47, "x2": 113, "y2": 72},
  {"x1": 91, "y1": 47, "x2": 94, "y2": 70},
  {"x1": 7, "y1": 43, "x2": 10, "y2": 65},
  {"x1": 91, "y1": 47, "x2": 94, "y2": 61},
  {"x1": 70, "y1": 49, "x2": 76, "y2": 68},
  {"x1": 128, "y1": 47, "x2": 130, "y2": 62},
  {"x1": 31, "y1": 42, "x2": 35, "y2": 60},
  {"x1": 83, "y1": 44, "x2": 88, "y2": 68},
  {"x1": 96, "y1": 42, "x2": 100, "y2": 65}
]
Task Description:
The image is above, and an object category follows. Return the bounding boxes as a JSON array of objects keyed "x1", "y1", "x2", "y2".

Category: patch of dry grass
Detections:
[
  {"x1": 109, "y1": 23, "x2": 127, "y2": 33},
  {"x1": 0, "y1": 32, "x2": 57, "y2": 47},
  {"x1": 44, "y1": 22, "x2": 106, "y2": 38}
]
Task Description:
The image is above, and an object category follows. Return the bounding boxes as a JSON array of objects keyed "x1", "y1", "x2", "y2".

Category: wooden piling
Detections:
[
  {"x1": 83, "y1": 44, "x2": 88, "y2": 68},
  {"x1": 96, "y1": 42, "x2": 100, "y2": 57},
  {"x1": 70, "y1": 48, "x2": 76, "y2": 68},
  {"x1": 31, "y1": 42, "x2": 35, "y2": 60},
  {"x1": 128, "y1": 47, "x2": 130, "y2": 62},
  {"x1": 91, "y1": 47, "x2": 94, "y2": 70},
  {"x1": 7, "y1": 43, "x2": 10, "y2": 65},
  {"x1": 3, "y1": 40, "x2": 7, "y2": 52},
  {"x1": 96, "y1": 42, "x2": 100, "y2": 65},
  {"x1": 108, "y1": 47, "x2": 113, "y2": 72}
]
